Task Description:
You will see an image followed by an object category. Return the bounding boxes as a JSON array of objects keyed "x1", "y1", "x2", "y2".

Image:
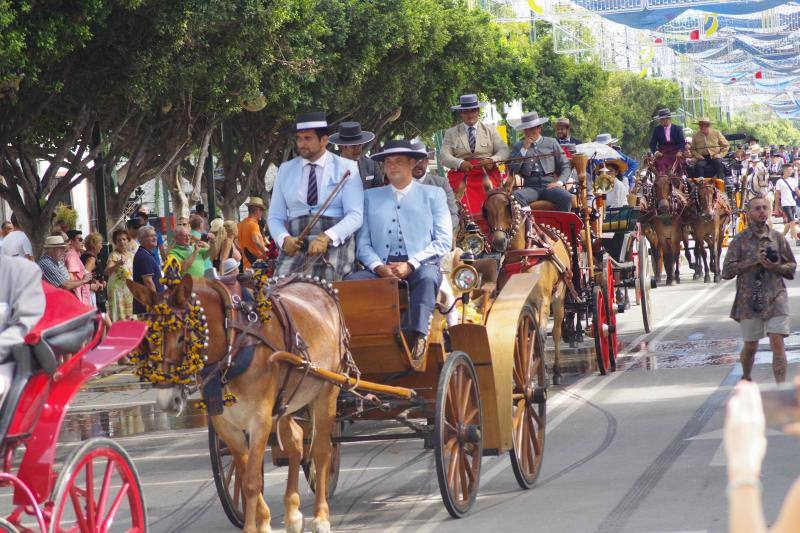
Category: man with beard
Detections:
[
  {"x1": 554, "y1": 117, "x2": 582, "y2": 146},
  {"x1": 722, "y1": 196, "x2": 796, "y2": 383},
  {"x1": 267, "y1": 112, "x2": 363, "y2": 280}
]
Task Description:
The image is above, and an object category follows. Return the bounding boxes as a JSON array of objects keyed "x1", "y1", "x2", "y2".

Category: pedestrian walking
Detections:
[
  {"x1": 721, "y1": 196, "x2": 797, "y2": 383},
  {"x1": 104, "y1": 228, "x2": 134, "y2": 321},
  {"x1": 775, "y1": 164, "x2": 800, "y2": 245}
]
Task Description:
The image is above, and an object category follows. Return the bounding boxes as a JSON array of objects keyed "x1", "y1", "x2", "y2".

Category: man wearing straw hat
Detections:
[
  {"x1": 330, "y1": 121, "x2": 384, "y2": 189},
  {"x1": 690, "y1": 117, "x2": 729, "y2": 179},
  {"x1": 440, "y1": 94, "x2": 510, "y2": 213},
  {"x1": 649, "y1": 108, "x2": 686, "y2": 174},
  {"x1": 238, "y1": 197, "x2": 268, "y2": 271},
  {"x1": 37, "y1": 235, "x2": 92, "y2": 292},
  {"x1": 267, "y1": 111, "x2": 363, "y2": 280},
  {"x1": 508, "y1": 111, "x2": 573, "y2": 212}
]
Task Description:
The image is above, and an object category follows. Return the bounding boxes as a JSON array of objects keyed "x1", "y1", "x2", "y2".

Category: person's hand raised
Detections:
[{"x1": 724, "y1": 381, "x2": 767, "y2": 483}]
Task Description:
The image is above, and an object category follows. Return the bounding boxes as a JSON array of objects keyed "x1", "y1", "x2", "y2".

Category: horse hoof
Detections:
[
  {"x1": 666, "y1": 279, "x2": 673, "y2": 286},
  {"x1": 675, "y1": 277, "x2": 680, "y2": 284},
  {"x1": 692, "y1": 273, "x2": 701, "y2": 281},
  {"x1": 312, "y1": 518, "x2": 331, "y2": 533},
  {"x1": 704, "y1": 276, "x2": 710, "y2": 283},
  {"x1": 553, "y1": 374, "x2": 562, "y2": 386},
  {"x1": 285, "y1": 512, "x2": 304, "y2": 533}
]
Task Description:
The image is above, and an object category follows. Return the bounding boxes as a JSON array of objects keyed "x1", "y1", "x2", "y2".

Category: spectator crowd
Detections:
[{"x1": 0, "y1": 202, "x2": 279, "y2": 323}]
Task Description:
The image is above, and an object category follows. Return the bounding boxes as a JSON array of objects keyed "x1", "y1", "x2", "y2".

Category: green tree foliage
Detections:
[{"x1": 723, "y1": 107, "x2": 800, "y2": 147}]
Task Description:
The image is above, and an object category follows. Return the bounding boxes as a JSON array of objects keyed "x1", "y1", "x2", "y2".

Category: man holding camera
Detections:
[{"x1": 722, "y1": 196, "x2": 796, "y2": 383}]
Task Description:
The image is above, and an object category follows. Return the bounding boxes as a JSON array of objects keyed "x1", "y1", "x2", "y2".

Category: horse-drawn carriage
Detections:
[
  {"x1": 205, "y1": 264, "x2": 547, "y2": 526},
  {"x1": 0, "y1": 283, "x2": 147, "y2": 532}
]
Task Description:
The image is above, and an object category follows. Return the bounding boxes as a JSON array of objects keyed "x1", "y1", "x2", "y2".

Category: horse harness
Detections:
[
  {"x1": 485, "y1": 189, "x2": 580, "y2": 301},
  {"x1": 204, "y1": 275, "x2": 356, "y2": 417}
]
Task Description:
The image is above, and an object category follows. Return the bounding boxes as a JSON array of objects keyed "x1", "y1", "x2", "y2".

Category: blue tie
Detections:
[
  {"x1": 307, "y1": 164, "x2": 318, "y2": 206},
  {"x1": 468, "y1": 126, "x2": 476, "y2": 152}
]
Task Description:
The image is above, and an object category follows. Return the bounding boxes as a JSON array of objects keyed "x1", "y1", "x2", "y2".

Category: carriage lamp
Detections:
[
  {"x1": 452, "y1": 263, "x2": 480, "y2": 292},
  {"x1": 460, "y1": 222, "x2": 485, "y2": 255}
]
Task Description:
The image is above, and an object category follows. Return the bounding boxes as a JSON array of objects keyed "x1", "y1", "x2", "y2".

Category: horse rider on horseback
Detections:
[
  {"x1": 689, "y1": 117, "x2": 729, "y2": 180},
  {"x1": 347, "y1": 140, "x2": 452, "y2": 361},
  {"x1": 267, "y1": 111, "x2": 364, "y2": 281},
  {"x1": 649, "y1": 108, "x2": 686, "y2": 174},
  {"x1": 440, "y1": 94, "x2": 510, "y2": 212},
  {"x1": 507, "y1": 111, "x2": 573, "y2": 212}
]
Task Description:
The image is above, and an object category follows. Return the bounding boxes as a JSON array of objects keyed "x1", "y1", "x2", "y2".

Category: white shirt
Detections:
[
  {"x1": 776, "y1": 176, "x2": 798, "y2": 207},
  {"x1": 291, "y1": 150, "x2": 341, "y2": 246},
  {"x1": 0, "y1": 230, "x2": 32, "y2": 258},
  {"x1": 606, "y1": 178, "x2": 630, "y2": 209}
]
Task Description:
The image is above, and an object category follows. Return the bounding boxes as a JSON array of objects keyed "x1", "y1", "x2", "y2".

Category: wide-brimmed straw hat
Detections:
[
  {"x1": 603, "y1": 159, "x2": 629, "y2": 175},
  {"x1": 370, "y1": 140, "x2": 426, "y2": 163},
  {"x1": 451, "y1": 94, "x2": 487, "y2": 111},
  {"x1": 221, "y1": 257, "x2": 241, "y2": 276},
  {"x1": 555, "y1": 117, "x2": 571, "y2": 126},
  {"x1": 697, "y1": 117, "x2": 712, "y2": 124},
  {"x1": 514, "y1": 111, "x2": 549, "y2": 131},
  {"x1": 43, "y1": 235, "x2": 67, "y2": 248},
  {"x1": 328, "y1": 121, "x2": 375, "y2": 146},
  {"x1": 245, "y1": 197, "x2": 266, "y2": 209}
]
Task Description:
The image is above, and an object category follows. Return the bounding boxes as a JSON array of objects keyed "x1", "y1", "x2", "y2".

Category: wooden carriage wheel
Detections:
[
  {"x1": 603, "y1": 258, "x2": 619, "y2": 371},
  {"x1": 208, "y1": 421, "x2": 262, "y2": 529},
  {"x1": 592, "y1": 286, "x2": 611, "y2": 375},
  {"x1": 303, "y1": 421, "x2": 342, "y2": 499},
  {"x1": 509, "y1": 306, "x2": 547, "y2": 489},
  {"x1": 434, "y1": 351, "x2": 483, "y2": 518},
  {"x1": 636, "y1": 234, "x2": 653, "y2": 333}
]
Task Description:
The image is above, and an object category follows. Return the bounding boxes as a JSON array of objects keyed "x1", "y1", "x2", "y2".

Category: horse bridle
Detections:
[{"x1": 483, "y1": 189, "x2": 524, "y2": 244}]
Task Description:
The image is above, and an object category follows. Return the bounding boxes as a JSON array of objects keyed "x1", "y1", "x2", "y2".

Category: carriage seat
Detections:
[
  {"x1": 529, "y1": 195, "x2": 579, "y2": 211},
  {"x1": 24, "y1": 310, "x2": 97, "y2": 374}
]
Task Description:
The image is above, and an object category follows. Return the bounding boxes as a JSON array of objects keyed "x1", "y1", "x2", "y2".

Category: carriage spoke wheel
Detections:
[
  {"x1": 592, "y1": 286, "x2": 611, "y2": 375},
  {"x1": 303, "y1": 421, "x2": 342, "y2": 499},
  {"x1": 209, "y1": 421, "x2": 261, "y2": 529},
  {"x1": 434, "y1": 351, "x2": 483, "y2": 518},
  {"x1": 509, "y1": 307, "x2": 547, "y2": 489},
  {"x1": 48, "y1": 438, "x2": 146, "y2": 533},
  {"x1": 604, "y1": 259, "x2": 619, "y2": 371},
  {"x1": 637, "y1": 235, "x2": 653, "y2": 333}
]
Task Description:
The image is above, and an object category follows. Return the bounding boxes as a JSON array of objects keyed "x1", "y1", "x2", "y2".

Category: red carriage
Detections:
[{"x1": 0, "y1": 283, "x2": 146, "y2": 532}]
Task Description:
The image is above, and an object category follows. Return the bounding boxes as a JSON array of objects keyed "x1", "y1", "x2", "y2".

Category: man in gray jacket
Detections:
[
  {"x1": 0, "y1": 254, "x2": 45, "y2": 401},
  {"x1": 508, "y1": 111, "x2": 573, "y2": 212},
  {"x1": 411, "y1": 142, "x2": 459, "y2": 230},
  {"x1": 330, "y1": 121, "x2": 384, "y2": 189}
]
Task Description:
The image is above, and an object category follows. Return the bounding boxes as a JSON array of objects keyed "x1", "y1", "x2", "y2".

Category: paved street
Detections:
[{"x1": 7, "y1": 241, "x2": 800, "y2": 533}]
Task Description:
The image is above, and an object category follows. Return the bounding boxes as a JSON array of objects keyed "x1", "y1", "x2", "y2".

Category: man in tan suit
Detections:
[
  {"x1": 690, "y1": 117, "x2": 729, "y2": 179},
  {"x1": 441, "y1": 94, "x2": 510, "y2": 216}
]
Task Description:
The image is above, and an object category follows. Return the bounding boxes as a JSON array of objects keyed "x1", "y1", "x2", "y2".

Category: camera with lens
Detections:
[{"x1": 764, "y1": 245, "x2": 779, "y2": 263}]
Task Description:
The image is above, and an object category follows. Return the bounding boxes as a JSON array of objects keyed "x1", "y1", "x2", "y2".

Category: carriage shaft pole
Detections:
[{"x1": 269, "y1": 352, "x2": 416, "y2": 399}]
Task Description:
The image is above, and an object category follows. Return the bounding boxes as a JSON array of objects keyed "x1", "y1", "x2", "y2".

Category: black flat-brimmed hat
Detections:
[
  {"x1": 370, "y1": 140, "x2": 426, "y2": 162},
  {"x1": 296, "y1": 111, "x2": 328, "y2": 131},
  {"x1": 451, "y1": 94, "x2": 488, "y2": 111},
  {"x1": 328, "y1": 121, "x2": 375, "y2": 146}
]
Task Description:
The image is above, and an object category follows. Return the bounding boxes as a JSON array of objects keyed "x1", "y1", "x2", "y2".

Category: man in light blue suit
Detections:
[
  {"x1": 347, "y1": 140, "x2": 452, "y2": 359},
  {"x1": 267, "y1": 111, "x2": 363, "y2": 280}
]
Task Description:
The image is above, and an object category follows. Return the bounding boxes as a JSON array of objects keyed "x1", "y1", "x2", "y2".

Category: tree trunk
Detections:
[{"x1": 164, "y1": 166, "x2": 190, "y2": 220}]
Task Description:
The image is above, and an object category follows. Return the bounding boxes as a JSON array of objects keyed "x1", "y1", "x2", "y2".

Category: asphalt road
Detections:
[{"x1": 6, "y1": 238, "x2": 800, "y2": 533}]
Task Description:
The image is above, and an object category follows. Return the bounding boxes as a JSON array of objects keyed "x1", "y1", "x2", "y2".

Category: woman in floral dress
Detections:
[{"x1": 104, "y1": 228, "x2": 134, "y2": 321}]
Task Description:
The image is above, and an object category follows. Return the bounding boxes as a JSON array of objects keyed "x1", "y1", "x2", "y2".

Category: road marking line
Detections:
[{"x1": 388, "y1": 277, "x2": 734, "y2": 533}]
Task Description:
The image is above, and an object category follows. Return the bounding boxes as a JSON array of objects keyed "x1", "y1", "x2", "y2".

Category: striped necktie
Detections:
[
  {"x1": 468, "y1": 126, "x2": 476, "y2": 152},
  {"x1": 307, "y1": 163, "x2": 318, "y2": 206}
]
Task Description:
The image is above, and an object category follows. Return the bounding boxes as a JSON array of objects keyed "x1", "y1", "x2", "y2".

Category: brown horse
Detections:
[
  {"x1": 127, "y1": 275, "x2": 344, "y2": 533},
  {"x1": 649, "y1": 171, "x2": 692, "y2": 285},
  {"x1": 689, "y1": 179, "x2": 731, "y2": 283},
  {"x1": 482, "y1": 179, "x2": 571, "y2": 384}
]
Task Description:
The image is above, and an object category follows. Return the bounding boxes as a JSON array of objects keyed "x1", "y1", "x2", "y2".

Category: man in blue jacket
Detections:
[
  {"x1": 347, "y1": 140, "x2": 452, "y2": 360},
  {"x1": 267, "y1": 112, "x2": 363, "y2": 280}
]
